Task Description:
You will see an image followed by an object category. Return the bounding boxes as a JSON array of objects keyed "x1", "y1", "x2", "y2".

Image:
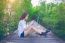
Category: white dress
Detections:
[{"x1": 17, "y1": 20, "x2": 26, "y2": 37}]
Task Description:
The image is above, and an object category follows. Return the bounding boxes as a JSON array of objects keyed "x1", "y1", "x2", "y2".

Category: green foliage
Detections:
[
  {"x1": 52, "y1": 3, "x2": 65, "y2": 40},
  {"x1": 0, "y1": 0, "x2": 6, "y2": 40},
  {"x1": 0, "y1": 22, "x2": 4, "y2": 40},
  {"x1": 32, "y1": 3, "x2": 65, "y2": 40}
]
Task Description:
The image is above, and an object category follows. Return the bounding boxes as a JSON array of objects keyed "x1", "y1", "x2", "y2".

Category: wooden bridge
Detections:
[{"x1": 0, "y1": 20, "x2": 65, "y2": 43}]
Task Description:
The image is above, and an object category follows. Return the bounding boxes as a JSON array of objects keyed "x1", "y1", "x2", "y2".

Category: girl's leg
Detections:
[
  {"x1": 24, "y1": 27, "x2": 35, "y2": 36},
  {"x1": 24, "y1": 21, "x2": 36, "y2": 36},
  {"x1": 28, "y1": 21, "x2": 46, "y2": 34},
  {"x1": 24, "y1": 21, "x2": 46, "y2": 36},
  {"x1": 24, "y1": 26, "x2": 45, "y2": 36},
  {"x1": 32, "y1": 26, "x2": 45, "y2": 34}
]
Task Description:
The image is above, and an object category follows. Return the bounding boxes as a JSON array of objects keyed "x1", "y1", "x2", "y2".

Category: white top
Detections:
[{"x1": 17, "y1": 20, "x2": 26, "y2": 37}]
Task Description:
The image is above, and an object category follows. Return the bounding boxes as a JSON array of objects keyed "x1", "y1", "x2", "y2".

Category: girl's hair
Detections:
[{"x1": 20, "y1": 12, "x2": 28, "y2": 20}]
